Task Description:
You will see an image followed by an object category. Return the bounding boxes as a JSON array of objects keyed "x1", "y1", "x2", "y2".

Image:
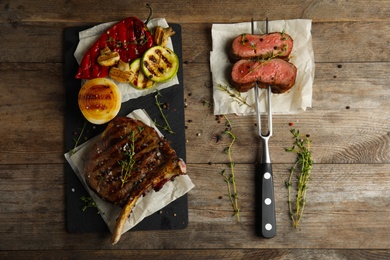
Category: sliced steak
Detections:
[
  {"x1": 231, "y1": 32, "x2": 293, "y2": 60},
  {"x1": 231, "y1": 58, "x2": 297, "y2": 93}
]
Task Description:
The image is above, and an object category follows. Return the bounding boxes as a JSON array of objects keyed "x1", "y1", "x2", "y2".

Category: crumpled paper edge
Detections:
[
  {"x1": 74, "y1": 18, "x2": 179, "y2": 103},
  {"x1": 210, "y1": 19, "x2": 315, "y2": 115},
  {"x1": 64, "y1": 109, "x2": 195, "y2": 234}
]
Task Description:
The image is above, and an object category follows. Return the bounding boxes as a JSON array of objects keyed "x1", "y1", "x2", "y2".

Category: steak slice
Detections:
[
  {"x1": 231, "y1": 58, "x2": 297, "y2": 94},
  {"x1": 83, "y1": 116, "x2": 187, "y2": 244},
  {"x1": 231, "y1": 32, "x2": 293, "y2": 60}
]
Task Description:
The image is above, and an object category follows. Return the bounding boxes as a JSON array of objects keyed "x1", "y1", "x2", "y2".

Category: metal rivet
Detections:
[
  {"x1": 265, "y1": 198, "x2": 272, "y2": 205},
  {"x1": 264, "y1": 172, "x2": 271, "y2": 179},
  {"x1": 265, "y1": 223, "x2": 272, "y2": 230}
]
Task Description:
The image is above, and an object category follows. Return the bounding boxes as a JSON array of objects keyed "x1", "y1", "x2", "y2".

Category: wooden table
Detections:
[{"x1": 1, "y1": 0, "x2": 390, "y2": 258}]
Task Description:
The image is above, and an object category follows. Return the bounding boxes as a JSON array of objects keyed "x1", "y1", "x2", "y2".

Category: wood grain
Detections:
[
  {"x1": 2, "y1": 249, "x2": 390, "y2": 259},
  {"x1": 0, "y1": 0, "x2": 390, "y2": 257},
  {"x1": 1, "y1": 163, "x2": 390, "y2": 250},
  {"x1": 1, "y1": 0, "x2": 389, "y2": 23},
  {"x1": 0, "y1": 62, "x2": 389, "y2": 164},
  {"x1": 1, "y1": 21, "x2": 390, "y2": 63}
]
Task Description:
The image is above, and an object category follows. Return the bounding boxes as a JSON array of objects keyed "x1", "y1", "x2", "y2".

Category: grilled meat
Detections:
[
  {"x1": 231, "y1": 32, "x2": 293, "y2": 60},
  {"x1": 231, "y1": 58, "x2": 297, "y2": 93},
  {"x1": 83, "y1": 116, "x2": 187, "y2": 244}
]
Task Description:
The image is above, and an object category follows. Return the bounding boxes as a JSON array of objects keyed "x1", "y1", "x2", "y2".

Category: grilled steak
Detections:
[
  {"x1": 83, "y1": 116, "x2": 187, "y2": 244},
  {"x1": 231, "y1": 32, "x2": 293, "y2": 60},
  {"x1": 231, "y1": 58, "x2": 297, "y2": 93}
]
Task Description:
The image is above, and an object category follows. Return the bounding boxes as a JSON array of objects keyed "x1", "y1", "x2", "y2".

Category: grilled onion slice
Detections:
[
  {"x1": 78, "y1": 78, "x2": 121, "y2": 125},
  {"x1": 141, "y1": 46, "x2": 179, "y2": 82},
  {"x1": 128, "y1": 58, "x2": 156, "y2": 89}
]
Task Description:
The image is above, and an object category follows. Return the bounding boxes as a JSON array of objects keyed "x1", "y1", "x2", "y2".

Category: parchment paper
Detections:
[
  {"x1": 64, "y1": 109, "x2": 194, "y2": 235},
  {"x1": 210, "y1": 19, "x2": 314, "y2": 115},
  {"x1": 74, "y1": 18, "x2": 179, "y2": 103}
]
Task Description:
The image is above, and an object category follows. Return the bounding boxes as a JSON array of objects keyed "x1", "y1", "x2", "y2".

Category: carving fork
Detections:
[{"x1": 252, "y1": 18, "x2": 276, "y2": 238}]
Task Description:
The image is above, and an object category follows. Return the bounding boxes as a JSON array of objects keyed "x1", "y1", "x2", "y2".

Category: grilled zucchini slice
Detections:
[
  {"x1": 128, "y1": 58, "x2": 156, "y2": 89},
  {"x1": 141, "y1": 46, "x2": 179, "y2": 82}
]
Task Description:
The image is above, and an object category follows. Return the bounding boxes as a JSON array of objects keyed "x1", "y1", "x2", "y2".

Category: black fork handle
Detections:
[{"x1": 255, "y1": 162, "x2": 276, "y2": 238}]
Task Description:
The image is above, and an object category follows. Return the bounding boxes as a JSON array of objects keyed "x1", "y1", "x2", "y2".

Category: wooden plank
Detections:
[
  {"x1": 1, "y1": 163, "x2": 390, "y2": 249},
  {"x1": 0, "y1": 0, "x2": 389, "y2": 23},
  {"x1": 2, "y1": 249, "x2": 390, "y2": 259},
  {"x1": 1, "y1": 62, "x2": 389, "y2": 164},
  {"x1": 0, "y1": 0, "x2": 389, "y2": 256},
  {"x1": 184, "y1": 109, "x2": 390, "y2": 165},
  {"x1": 1, "y1": 21, "x2": 390, "y2": 63},
  {"x1": 0, "y1": 63, "x2": 65, "y2": 164}
]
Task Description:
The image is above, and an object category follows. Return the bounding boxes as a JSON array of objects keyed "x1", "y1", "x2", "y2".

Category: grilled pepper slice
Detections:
[{"x1": 76, "y1": 17, "x2": 154, "y2": 79}]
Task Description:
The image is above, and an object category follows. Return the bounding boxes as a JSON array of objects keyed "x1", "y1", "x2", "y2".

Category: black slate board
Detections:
[{"x1": 63, "y1": 23, "x2": 188, "y2": 233}]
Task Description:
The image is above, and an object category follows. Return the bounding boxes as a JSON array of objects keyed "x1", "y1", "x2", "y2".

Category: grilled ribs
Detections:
[{"x1": 83, "y1": 116, "x2": 187, "y2": 244}]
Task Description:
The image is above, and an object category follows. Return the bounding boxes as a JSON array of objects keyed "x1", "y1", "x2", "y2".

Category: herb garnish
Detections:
[
  {"x1": 80, "y1": 196, "x2": 97, "y2": 212},
  {"x1": 285, "y1": 128, "x2": 313, "y2": 228},
  {"x1": 217, "y1": 83, "x2": 251, "y2": 108},
  {"x1": 71, "y1": 121, "x2": 87, "y2": 154},
  {"x1": 118, "y1": 130, "x2": 136, "y2": 187},
  {"x1": 220, "y1": 115, "x2": 240, "y2": 221},
  {"x1": 154, "y1": 90, "x2": 174, "y2": 134}
]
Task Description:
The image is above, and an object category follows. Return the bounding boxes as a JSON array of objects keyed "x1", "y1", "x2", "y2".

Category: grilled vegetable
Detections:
[
  {"x1": 78, "y1": 78, "x2": 121, "y2": 125},
  {"x1": 75, "y1": 5, "x2": 154, "y2": 80},
  {"x1": 141, "y1": 46, "x2": 179, "y2": 82},
  {"x1": 109, "y1": 60, "x2": 132, "y2": 83},
  {"x1": 128, "y1": 58, "x2": 155, "y2": 89},
  {"x1": 97, "y1": 47, "x2": 120, "y2": 67},
  {"x1": 154, "y1": 26, "x2": 175, "y2": 47}
]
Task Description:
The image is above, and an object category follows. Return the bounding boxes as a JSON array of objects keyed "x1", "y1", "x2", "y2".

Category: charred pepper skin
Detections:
[{"x1": 75, "y1": 17, "x2": 154, "y2": 80}]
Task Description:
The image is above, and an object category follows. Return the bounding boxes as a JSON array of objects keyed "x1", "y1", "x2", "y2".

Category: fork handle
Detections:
[{"x1": 255, "y1": 162, "x2": 276, "y2": 238}]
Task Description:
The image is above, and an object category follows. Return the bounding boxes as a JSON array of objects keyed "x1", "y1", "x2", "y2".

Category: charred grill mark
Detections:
[
  {"x1": 143, "y1": 59, "x2": 156, "y2": 78},
  {"x1": 84, "y1": 117, "x2": 186, "y2": 207},
  {"x1": 143, "y1": 49, "x2": 173, "y2": 79},
  {"x1": 156, "y1": 49, "x2": 173, "y2": 69},
  {"x1": 141, "y1": 77, "x2": 150, "y2": 88}
]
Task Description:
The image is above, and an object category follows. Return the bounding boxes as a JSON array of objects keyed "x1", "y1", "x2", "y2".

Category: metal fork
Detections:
[{"x1": 252, "y1": 18, "x2": 276, "y2": 238}]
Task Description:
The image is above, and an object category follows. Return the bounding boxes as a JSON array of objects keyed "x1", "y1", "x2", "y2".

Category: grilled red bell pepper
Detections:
[{"x1": 75, "y1": 17, "x2": 154, "y2": 79}]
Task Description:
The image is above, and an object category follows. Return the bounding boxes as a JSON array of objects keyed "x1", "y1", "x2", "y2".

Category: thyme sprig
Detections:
[
  {"x1": 154, "y1": 90, "x2": 174, "y2": 134},
  {"x1": 80, "y1": 196, "x2": 97, "y2": 212},
  {"x1": 217, "y1": 83, "x2": 251, "y2": 108},
  {"x1": 220, "y1": 115, "x2": 240, "y2": 221},
  {"x1": 71, "y1": 121, "x2": 87, "y2": 154},
  {"x1": 118, "y1": 131, "x2": 136, "y2": 188},
  {"x1": 285, "y1": 128, "x2": 313, "y2": 228},
  {"x1": 202, "y1": 99, "x2": 213, "y2": 108}
]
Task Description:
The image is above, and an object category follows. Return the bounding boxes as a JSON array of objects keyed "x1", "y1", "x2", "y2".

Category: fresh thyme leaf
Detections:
[
  {"x1": 80, "y1": 196, "x2": 97, "y2": 212},
  {"x1": 240, "y1": 33, "x2": 247, "y2": 45},
  {"x1": 118, "y1": 130, "x2": 136, "y2": 187},
  {"x1": 202, "y1": 99, "x2": 213, "y2": 108},
  {"x1": 216, "y1": 83, "x2": 251, "y2": 108},
  {"x1": 285, "y1": 128, "x2": 313, "y2": 228},
  {"x1": 220, "y1": 115, "x2": 240, "y2": 222},
  {"x1": 154, "y1": 90, "x2": 174, "y2": 134},
  {"x1": 137, "y1": 126, "x2": 144, "y2": 133},
  {"x1": 71, "y1": 121, "x2": 87, "y2": 154}
]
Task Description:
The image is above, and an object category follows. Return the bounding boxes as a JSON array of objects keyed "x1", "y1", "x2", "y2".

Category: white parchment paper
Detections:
[
  {"x1": 210, "y1": 19, "x2": 315, "y2": 115},
  {"x1": 74, "y1": 18, "x2": 179, "y2": 103},
  {"x1": 64, "y1": 109, "x2": 194, "y2": 235}
]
